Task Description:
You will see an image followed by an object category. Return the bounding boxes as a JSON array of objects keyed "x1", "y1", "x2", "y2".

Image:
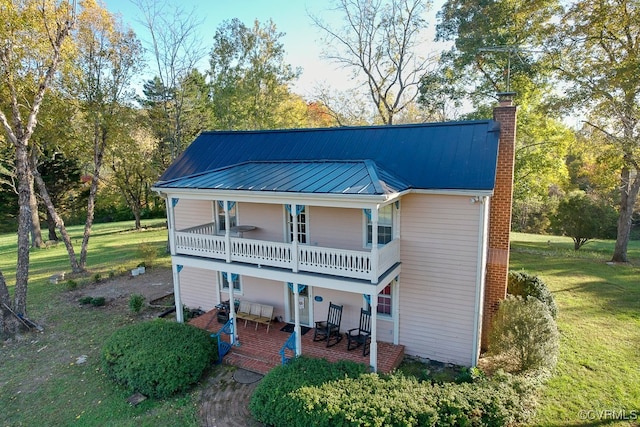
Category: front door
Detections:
[{"x1": 287, "y1": 284, "x2": 310, "y2": 326}]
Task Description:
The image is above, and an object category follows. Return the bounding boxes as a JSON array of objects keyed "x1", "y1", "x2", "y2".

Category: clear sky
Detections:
[{"x1": 102, "y1": 0, "x2": 446, "y2": 97}]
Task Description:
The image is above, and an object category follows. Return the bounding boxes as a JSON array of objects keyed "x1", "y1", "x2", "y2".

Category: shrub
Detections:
[
  {"x1": 101, "y1": 320, "x2": 215, "y2": 399},
  {"x1": 249, "y1": 356, "x2": 369, "y2": 426},
  {"x1": 93, "y1": 273, "x2": 102, "y2": 283},
  {"x1": 128, "y1": 294, "x2": 145, "y2": 313},
  {"x1": 66, "y1": 279, "x2": 78, "y2": 290},
  {"x1": 489, "y1": 295, "x2": 559, "y2": 373},
  {"x1": 508, "y1": 270, "x2": 558, "y2": 318},
  {"x1": 78, "y1": 296, "x2": 93, "y2": 305},
  {"x1": 90, "y1": 297, "x2": 106, "y2": 307},
  {"x1": 250, "y1": 357, "x2": 534, "y2": 427}
]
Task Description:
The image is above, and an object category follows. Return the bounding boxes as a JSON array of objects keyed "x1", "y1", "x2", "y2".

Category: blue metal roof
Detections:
[
  {"x1": 156, "y1": 120, "x2": 501, "y2": 192},
  {"x1": 154, "y1": 160, "x2": 410, "y2": 195}
]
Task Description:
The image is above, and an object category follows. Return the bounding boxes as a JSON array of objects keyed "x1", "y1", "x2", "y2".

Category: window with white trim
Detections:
[
  {"x1": 219, "y1": 272, "x2": 242, "y2": 293},
  {"x1": 377, "y1": 284, "x2": 392, "y2": 316},
  {"x1": 365, "y1": 282, "x2": 394, "y2": 317},
  {"x1": 365, "y1": 204, "x2": 393, "y2": 246},
  {"x1": 285, "y1": 205, "x2": 308, "y2": 244},
  {"x1": 215, "y1": 201, "x2": 237, "y2": 233}
]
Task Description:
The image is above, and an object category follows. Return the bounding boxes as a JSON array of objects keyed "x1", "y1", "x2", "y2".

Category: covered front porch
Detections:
[{"x1": 189, "y1": 309, "x2": 405, "y2": 375}]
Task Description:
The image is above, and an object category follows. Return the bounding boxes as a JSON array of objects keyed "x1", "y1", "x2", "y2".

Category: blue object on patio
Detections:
[
  {"x1": 211, "y1": 318, "x2": 234, "y2": 363},
  {"x1": 280, "y1": 331, "x2": 297, "y2": 366}
]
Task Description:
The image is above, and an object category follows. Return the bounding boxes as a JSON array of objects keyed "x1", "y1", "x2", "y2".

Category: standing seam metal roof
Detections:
[
  {"x1": 154, "y1": 160, "x2": 410, "y2": 195},
  {"x1": 155, "y1": 120, "x2": 501, "y2": 192}
]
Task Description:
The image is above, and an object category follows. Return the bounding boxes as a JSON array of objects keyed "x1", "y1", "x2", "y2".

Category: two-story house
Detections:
[{"x1": 152, "y1": 95, "x2": 516, "y2": 372}]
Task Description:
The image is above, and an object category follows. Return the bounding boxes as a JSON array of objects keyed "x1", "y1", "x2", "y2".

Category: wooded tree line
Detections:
[{"x1": 0, "y1": 0, "x2": 638, "y2": 335}]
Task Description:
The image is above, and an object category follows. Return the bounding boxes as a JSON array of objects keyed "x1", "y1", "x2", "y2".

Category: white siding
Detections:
[
  {"x1": 399, "y1": 194, "x2": 482, "y2": 366},
  {"x1": 179, "y1": 266, "x2": 217, "y2": 311},
  {"x1": 174, "y1": 200, "x2": 213, "y2": 230}
]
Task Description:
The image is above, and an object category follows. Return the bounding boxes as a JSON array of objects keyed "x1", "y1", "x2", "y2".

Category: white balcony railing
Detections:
[{"x1": 173, "y1": 225, "x2": 400, "y2": 282}]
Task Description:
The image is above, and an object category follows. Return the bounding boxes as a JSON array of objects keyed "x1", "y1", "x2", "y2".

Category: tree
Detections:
[
  {"x1": 312, "y1": 0, "x2": 434, "y2": 125},
  {"x1": 209, "y1": 18, "x2": 301, "y2": 130},
  {"x1": 550, "y1": 0, "x2": 640, "y2": 262},
  {"x1": 71, "y1": 0, "x2": 143, "y2": 269},
  {"x1": 551, "y1": 191, "x2": 617, "y2": 250},
  {"x1": 105, "y1": 109, "x2": 159, "y2": 229},
  {"x1": 435, "y1": 0, "x2": 561, "y2": 104},
  {"x1": 133, "y1": 0, "x2": 207, "y2": 162},
  {"x1": 0, "y1": 0, "x2": 75, "y2": 334},
  {"x1": 434, "y1": 0, "x2": 571, "y2": 233}
]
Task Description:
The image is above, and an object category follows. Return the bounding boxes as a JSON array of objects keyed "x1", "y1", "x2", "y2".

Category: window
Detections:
[
  {"x1": 220, "y1": 272, "x2": 241, "y2": 293},
  {"x1": 216, "y1": 201, "x2": 237, "y2": 233},
  {"x1": 377, "y1": 284, "x2": 392, "y2": 316},
  {"x1": 366, "y1": 204, "x2": 393, "y2": 246},
  {"x1": 365, "y1": 283, "x2": 393, "y2": 317},
  {"x1": 286, "y1": 205, "x2": 308, "y2": 244}
]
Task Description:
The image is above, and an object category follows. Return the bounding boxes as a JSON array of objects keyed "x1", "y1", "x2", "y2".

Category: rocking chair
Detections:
[
  {"x1": 313, "y1": 302, "x2": 343, "y2": 347},
  {"x1": 346, "y1": 308, "x2": 371, "y2": 356}
]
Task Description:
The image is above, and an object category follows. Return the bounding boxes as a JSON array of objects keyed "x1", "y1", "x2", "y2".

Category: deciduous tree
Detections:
[
  {"x1": 0, "y1": 0, "x2": 75, "y2": 334},
  {"x1": 312, "y1": 0, "x2": 434, "y2": 125},
  {"x1": 209, "y1": 18, "x2": 301, "y2": 130},
  {"x1": 133, "y1": 0, "x2": 207, "y2": 162},
  {"x1": 550, "y1": 0, "x2": 640, "y2": 262},
  {"x1": 71, "y1": 0, "x2": 143, "y2": 269}
]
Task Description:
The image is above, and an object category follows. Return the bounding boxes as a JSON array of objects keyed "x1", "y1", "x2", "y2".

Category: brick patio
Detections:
[{"x1": 189, "y1": 309, "x2": 405, "y2": 375}]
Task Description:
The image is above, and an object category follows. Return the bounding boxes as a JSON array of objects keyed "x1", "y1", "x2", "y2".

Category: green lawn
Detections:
[
  {"x1": 1, "y1": 224, "x2": 639, "y2": 425},
  {"x1": 510, "y1": 233, "x2": 640, "y2": 426},
  {"x1": 0, "y1": 220, "x2": 201, "y2": 427}
]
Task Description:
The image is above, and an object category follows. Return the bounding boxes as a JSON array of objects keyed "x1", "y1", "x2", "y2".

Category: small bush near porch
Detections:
[{"x1": 249, "y1": 356, "x2": 535, "y2": 426}]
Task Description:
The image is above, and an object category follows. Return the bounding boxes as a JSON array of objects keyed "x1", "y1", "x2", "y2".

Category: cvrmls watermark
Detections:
[{"x1": 578, "y1": 409, "x2": 638, "y2": 421}]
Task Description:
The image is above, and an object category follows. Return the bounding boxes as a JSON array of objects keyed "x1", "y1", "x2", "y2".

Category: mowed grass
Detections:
[
  {"x1": 0, "y1": 220, "x2": 201, "y2": 427},
  {"x1": 510, "y1": 233, "x2": 640, "y2": 426}
]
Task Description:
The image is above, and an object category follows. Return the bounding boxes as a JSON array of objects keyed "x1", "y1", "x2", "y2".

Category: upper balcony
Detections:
[{"x1": 173, "y1": 222, "x2": 400, "y2": 283}]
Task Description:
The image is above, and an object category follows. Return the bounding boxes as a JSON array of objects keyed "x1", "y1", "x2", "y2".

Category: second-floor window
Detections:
[
  {"x1": 286, "y1": 205, "x2": 308, "y2": 244},
  {"x1": 216, "y1": 201, "x2": 237, "y2": 233},
  {"x1": 365, "y1": 204, "x2": 393, "y2": 246}
]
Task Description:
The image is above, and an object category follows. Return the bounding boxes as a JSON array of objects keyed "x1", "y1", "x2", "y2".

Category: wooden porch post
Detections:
[
  {"x1": 371, "y1": 208, "x2": 379, "y2": 284},
  {"x1": 369, "y1": 292, "x2": 378, "y2": 372},
  {"x1": 173, "y1": 263, "x2": 183, "y2": 322},
  {"x1": 392, "y1": 278, "x2": 400, "y2": 345},
  {"x1": 224, "y1": 201, "x2": 231, "y2": 263},
  {"x1": 291, "y1": 204, "x2": 299, "y2": 273},
  {"x1": 293, "y1": 284, "x2": 302, "y2": 356},
  {"x1": 167, "y1": 197, "x2": 177, "y2": 255},
  {"x1": 227, "y1": 273, "x2": 237, "y2": 345}
]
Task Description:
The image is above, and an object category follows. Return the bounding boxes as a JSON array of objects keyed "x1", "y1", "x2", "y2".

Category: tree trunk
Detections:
[
  {"x1": 14, "y1": 142, "x2": 31, "y2": 317},
  {"x1": 612, "y1": 164, "x2": 640, "y2": 262},
  {"x1": 46, "y1": 209, "x2": 59, "y2": 241},
  {"x1": 29, "y1": 173, "x2": 44, "y2": 248},
  {"x1": 32, "y1": 166, "x2": 82, "y2": 273},
  {"x1": 0, "y1": 270, "x2": 22, "y2": 338},
  {"x1": 79, "y1": 128, "x2": 106, "y2": 270}
]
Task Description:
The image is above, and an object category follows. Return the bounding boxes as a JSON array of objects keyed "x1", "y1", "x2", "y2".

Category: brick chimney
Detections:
[{"x1": 482, "y1": 92, "x2": 517, "y2": 349}]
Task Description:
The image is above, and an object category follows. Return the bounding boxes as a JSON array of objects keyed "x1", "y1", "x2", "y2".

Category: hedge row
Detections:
[{"x1": 250, "y1": 357, "x2": 535, "y2": 427}]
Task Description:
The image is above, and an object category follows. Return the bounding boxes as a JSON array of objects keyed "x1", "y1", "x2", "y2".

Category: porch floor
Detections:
[{"x1": 189, "y1": 309, "x2": 405, "y2": 375}]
